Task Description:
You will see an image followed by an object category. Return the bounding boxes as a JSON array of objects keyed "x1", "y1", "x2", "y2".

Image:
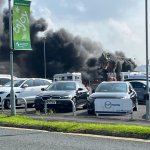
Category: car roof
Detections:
[
  {"x1": 54, "y1": 80, "x2": 80, "y2": 83},
  {"x1": 13, "y1": 78, "x2": 51, "y2": 80},
  {"x1": 101, "y1": 81, "x2": 128, "y2": 84}
]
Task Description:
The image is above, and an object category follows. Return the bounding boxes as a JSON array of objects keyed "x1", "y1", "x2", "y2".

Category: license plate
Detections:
[{"x1": 47, "y1": 99, "x2": 56, "y2": 104}]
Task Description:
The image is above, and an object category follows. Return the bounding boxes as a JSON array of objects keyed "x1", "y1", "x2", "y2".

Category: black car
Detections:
[
  {"x1": 87, "y1": 81, "x2": 138, "y2": 115},
  {"x1": 129, "y1": 80, "x2": 150, "y2": 104},
  {"x1": 34, "y1": 81, "x2": 89, "y2": 112}
]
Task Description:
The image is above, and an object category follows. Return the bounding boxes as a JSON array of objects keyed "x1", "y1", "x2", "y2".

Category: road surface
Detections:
[{"x1": 0, "y1": 126, "x2": 150, "y2": 150}]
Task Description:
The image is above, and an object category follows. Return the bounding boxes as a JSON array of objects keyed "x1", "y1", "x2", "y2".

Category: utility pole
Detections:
[
  {"x1": 9, "y1": 0, "x2": 16, "y2": 115},
  {"x1": 145, "y1": 0, "x2": 149, "y2": 120},
  {"x1": 43, "y1": 37, "x2": 47, "y2": 79}
]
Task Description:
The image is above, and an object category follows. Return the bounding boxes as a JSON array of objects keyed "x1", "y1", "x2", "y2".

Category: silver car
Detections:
[{"x1": 87, "y1": 81, "x2": 138, "y2": 115}]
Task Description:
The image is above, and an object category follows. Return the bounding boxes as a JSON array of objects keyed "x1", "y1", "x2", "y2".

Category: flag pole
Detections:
[{"x1": 9, "y1": 0, "x2": 16, "y2": 115}]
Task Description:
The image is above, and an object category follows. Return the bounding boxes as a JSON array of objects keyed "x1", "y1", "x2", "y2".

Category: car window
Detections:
[
  {"x1": 96, "y1": 83, "x2": 127, "y2": 93},
  {"x1": 130, "y1": 82, "x2": 146, "y2": 88},
  {"x1": 34, "y1": 79, "x2": 44, "y2": 86},
  {"x1": 24, "y1": 79, "x2": 33, "y2": 87},
  {"x1": 4, "y1": 79, "x2": 25, "y2": 87},
  {"x1": 43, "y1": 80, "x2": 51, "y2": 85},
  {"x1": 0, "y1": 78, "x2": 10, "y2": 85},
  {"x1": 47, "y1": 82, "x2": 76, "y2": 91}
]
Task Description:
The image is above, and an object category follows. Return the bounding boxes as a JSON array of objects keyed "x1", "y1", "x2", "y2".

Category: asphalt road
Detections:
[
  {"x1": 1, "y1": 105, "x2": 150, "y2": 126},
  {"x1": 0, "y1": 126, "x2": 150, "y2": 150}
]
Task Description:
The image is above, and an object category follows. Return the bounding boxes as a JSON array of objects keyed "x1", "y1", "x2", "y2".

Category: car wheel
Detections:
[
  {"x1": 35, "y1": 106, "x2": 44, "y2": 112},
  {"x1": 133, "y1": 103, "x2": 138, "y2": 111},
  {"x1": 87, "y1": 109, "x2": 95, "y2": 115},
  {"x1": 4, "y1": 99, "x2": 11, "y2": 109},
  {"x1": 27, "y1": 103, "x2": 34, "y2": 108},
  {"x1": 35, "y1": 103, "x2": 44, "y2": 112}
]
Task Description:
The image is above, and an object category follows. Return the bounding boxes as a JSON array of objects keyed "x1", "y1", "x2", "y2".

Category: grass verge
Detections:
[{"x1": 0, "y1": 114, "x2": 150, "y2": 139}]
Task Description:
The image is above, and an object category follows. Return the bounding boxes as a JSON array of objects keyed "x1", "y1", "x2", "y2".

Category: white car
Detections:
[
  {"x1": 0, "y1": 74, "x2": 17, "y2": 86},
  {"x1": 0, "y1": 78, "x2": 52, "y2": 109}
]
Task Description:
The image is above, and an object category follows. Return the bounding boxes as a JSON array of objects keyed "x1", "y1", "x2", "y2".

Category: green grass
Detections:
[{"x1": 0, "y1": 114, "x2": 150, "y2": 139}]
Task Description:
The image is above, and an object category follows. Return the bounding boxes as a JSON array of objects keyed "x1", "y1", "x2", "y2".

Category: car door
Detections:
[
  {"x1": 76, "y1": 82, "x2": 89, "y2": 105},
  {"x1": 18, "y1": 79, "x2": 34, "y2": 101},
  {"x1": 130, "y1": 82, "x2": 146, "y2": 101}
]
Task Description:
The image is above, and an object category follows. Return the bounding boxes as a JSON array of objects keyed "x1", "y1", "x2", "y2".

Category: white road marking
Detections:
[
  {"x1": 0, "y1": 126, "x2": 49, "y2": 132},
  {"x1": 63, "y1": 132, "x2": 150, "y2": 143}
]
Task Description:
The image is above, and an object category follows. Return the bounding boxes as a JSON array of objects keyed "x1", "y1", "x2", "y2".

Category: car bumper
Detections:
[{"x1": 35, "y1": 97, "x2": 74, "y2": 109}]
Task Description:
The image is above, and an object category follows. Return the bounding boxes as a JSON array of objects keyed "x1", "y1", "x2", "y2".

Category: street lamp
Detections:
[
  {"x1": 145, "y1": 0, "x2": 149, "y2": 120},
  {"x1": 8, "y1": 0, "x2": 16, "y2": 115},
  {"x1": 43, "y1": 37, "x2": 47, "y2": 79}
]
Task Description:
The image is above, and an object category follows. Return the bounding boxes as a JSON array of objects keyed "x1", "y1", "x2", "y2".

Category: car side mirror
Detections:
[
  {"x1": 22, "y1": 84, "x2": 28, "y2": 88},
  {"x1": 41, "y1": 88, "x2": 46, "y2": 91},
  {"x1": 129, "y1": 89, "x2": 133, "y2": 94}
]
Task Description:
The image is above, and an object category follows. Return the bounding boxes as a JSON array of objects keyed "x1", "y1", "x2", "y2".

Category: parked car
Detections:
[
  {"x1": 0, "y1": 78, "x2": 52, "y2": 109},
  {"x1": 129, "y1": 80, "x2": 149, "y2": 104},
  {"x1": 34, "y1": 81, "x2": 89, "y2": 112},
  {"x1": 0, "y1": 74, "x2": 17, "y2": 86},
  {"x1": 87, "y1": 81, "x2": 138, "y2": 115}
]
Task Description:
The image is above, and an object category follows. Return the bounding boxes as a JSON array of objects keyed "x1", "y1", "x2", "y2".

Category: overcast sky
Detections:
[{"x1": 3, "y1": 0, "x2": 150, "y2": 65}]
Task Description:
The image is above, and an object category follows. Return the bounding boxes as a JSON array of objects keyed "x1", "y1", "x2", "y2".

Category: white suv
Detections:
[{"x1": 0, "y1": 78, "x2": 52, "y2": 108}]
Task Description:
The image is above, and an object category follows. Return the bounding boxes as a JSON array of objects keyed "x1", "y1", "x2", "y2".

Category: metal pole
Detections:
[
  {"x1": 9, "y1": 0, "x2": 16, "y2": 115},
  {"x1": 43, "y1": 37, "x2": 47, "y2": 79},
  {"x1": 145, "y1": 0, "x2": 149, "y2": 120}
]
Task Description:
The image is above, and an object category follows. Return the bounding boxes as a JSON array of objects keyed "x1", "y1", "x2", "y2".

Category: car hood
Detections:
[
  {"x1": 37, "y1": 90, "x2": 76, "y2": 97},
  {"x1": 90, "y1": 92, "x2": 129, "y2": 99}
]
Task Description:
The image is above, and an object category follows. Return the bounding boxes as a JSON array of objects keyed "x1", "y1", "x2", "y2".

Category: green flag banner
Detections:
[{"x1": 13, "y1": 0, "x2": 32, "y2": 50}]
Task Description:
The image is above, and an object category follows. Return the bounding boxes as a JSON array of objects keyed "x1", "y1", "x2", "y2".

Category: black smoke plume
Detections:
[{"x1": 0, "y1": 8, "x2": 136, "y2": 81}]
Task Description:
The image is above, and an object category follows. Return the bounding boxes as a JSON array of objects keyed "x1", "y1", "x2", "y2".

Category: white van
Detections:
[
  {"x1": 53, "y1": 72, "x2": 82, "y2": 82},
  {"x1": 120, "y1": 72, "x2": 150, "y2": 81}
]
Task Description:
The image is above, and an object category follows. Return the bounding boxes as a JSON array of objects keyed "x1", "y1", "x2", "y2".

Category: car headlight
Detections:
[
  {"x1": 0, "y1": 91, "x2": 7, "y2": 94},
  {"x1": 121, "y1": 96, "x2": 130, "y2": 99},
  {"x1": 61, "y1": 95, "x2": 72, "y2": 99}
]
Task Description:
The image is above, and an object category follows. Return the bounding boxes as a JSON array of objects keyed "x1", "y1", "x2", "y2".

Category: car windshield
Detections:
[
  {"x1": 4, "y1": 79, "x2": 25, "y2": 87},
  {"x1": 95, "y1": 82, "x2": 127, "y2": 93},
  {"x1": 46, "y1": 82, "x2": 76, "y2": 91}
]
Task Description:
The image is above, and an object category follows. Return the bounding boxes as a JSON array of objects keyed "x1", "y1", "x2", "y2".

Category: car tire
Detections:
[
  {"x1": 27, "y1": 103, "x2": 34, "y2": 108},
  {"x1": 133, "y1": 101, "x2": 138, "y2": 111},
  {"x1": 87, "y1": 109, "x2": 95, "y2": 115},
  {"x1": 35, "y1": 102, "x2": 44, "y2": 112},
  {"x1": 4, "y1": 99, "x2": 11, "y2": 109},
  {"x1": 35, "y1": 106, "x2": 44, "y2": 112}
]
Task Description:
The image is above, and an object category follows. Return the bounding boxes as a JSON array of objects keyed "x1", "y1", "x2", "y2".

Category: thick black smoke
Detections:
[{"x1": 0, "y1": 8, "x2": 136, "y2": 81}]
